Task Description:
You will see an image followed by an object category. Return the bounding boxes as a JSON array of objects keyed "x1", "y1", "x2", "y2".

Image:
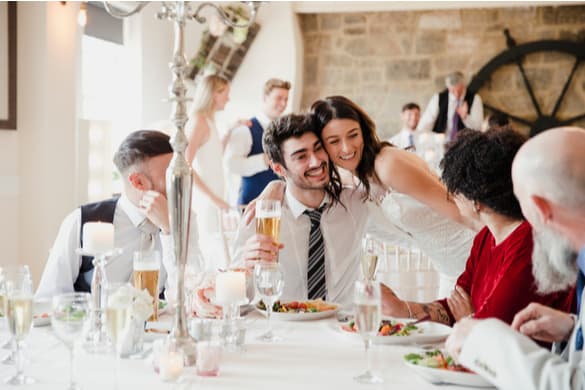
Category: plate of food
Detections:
[
  {"x1": 256, "y1": 300, "x2": 340, "y2": 321},
  {"x1": 404, "y1": 349, "x2": 494, "y2": 388},
  {"x1": 33, "y1": 298, "x2": 52, "y2": 327},
  {"x1": 340, "y1": 318, "x2": 451, "y2": 345}
]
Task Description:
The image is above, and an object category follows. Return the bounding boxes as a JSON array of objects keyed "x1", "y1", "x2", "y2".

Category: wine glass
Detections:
[
  {"x1": 361, "y1": 234, "x2": 380, "y2": 282},
  {"x1": 105, "y1": 284, "x2": 132, "y2": 390},
  {"x1": 4, "y1": 266, "x2": 35, "y2": 385},
  {"x1": 254, "y1": 262, "x2": 284, "y2": 342},
  {"x1": 353, "y1": 281, "x2": 383, "y2": 384},
  {"x1": 0, "y1": 266, "x2": 31, "y2": 364},
  {"x1": 52, "y1": 293, "x2": 91, "y2": 390}
]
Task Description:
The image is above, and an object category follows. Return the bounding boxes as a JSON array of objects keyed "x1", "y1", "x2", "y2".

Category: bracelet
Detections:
[{"x1": 404, "y1": 301, "x2": 414, "y2": 319}]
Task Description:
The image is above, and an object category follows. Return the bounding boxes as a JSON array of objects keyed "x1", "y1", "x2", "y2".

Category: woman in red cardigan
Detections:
[{"x1": 381, "y1": 128, "x2": 574, "y2": 326}]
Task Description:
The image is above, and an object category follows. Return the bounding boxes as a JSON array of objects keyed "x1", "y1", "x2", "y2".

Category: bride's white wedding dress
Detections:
[
  {"x1": 191, "y1": 118, "x2": 227, "y2": 268},
  {"x1": 369, "y1": 184, "x2": 475, "y2": 298}
]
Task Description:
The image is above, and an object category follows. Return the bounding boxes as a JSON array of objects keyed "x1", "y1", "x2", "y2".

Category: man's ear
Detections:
[
  {"x1": 271, "y1": 162, "x2": 286, "y2": 179},
  {"x1": 531, "y1": 195, "x2": 553, "y2": 224},
  {"x1": 128, "y1": 172, "x2": 147, "y2": 191}
]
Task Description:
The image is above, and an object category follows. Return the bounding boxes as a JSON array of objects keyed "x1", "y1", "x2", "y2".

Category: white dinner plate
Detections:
[
  {"x1": 405, "y1": 361, "x2": 494, "y2": 388},
  {"x1": 339, "y1": 318, "x2": 452, "y2": 345},
  {"x1": 256, "y1": 302, "x2": 340, "y2": 321},
  {"x1": 33, "y1": 298, "x2": 52, "y2": 327}
]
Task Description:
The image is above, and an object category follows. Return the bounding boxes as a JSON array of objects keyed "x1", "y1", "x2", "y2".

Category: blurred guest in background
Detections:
[
  {"x1": 389, "y1": 102, "x2": 420, "y2": 150},
  {"x1": 224, "y1": 78, "x2": 291, "y2": 207}
]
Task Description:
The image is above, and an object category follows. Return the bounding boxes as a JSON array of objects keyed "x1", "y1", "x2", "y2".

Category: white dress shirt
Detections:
[
  {"x1": 232, "y1": 187, "x2": 371, "y2": 309},
  {"x1": 417, "y1": 90, "x2": 484, "y2": 135},
  {"x1": 389, "y1": 128, "x2": 417, "y2": 149},
  {"x1": 35, "y1": 195, "x2": 203, "y2": 300},
  {"x1": 224, "y1": 112, "x2": 272, "y2": 177}
]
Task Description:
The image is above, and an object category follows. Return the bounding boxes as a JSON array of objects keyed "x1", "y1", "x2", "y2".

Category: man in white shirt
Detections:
[
  {"x1": 417, "y1": 71, "x2": 483, "y2": 140},
  {"x1": 232, "y1": 114, "x2": 371, "y2": 308},
  {"x1": 389, "y1": 102, "x2": 420, "y2": 150},
  {"x1": 36, "y1": 130, "x2": 202, "y2": 299},
  {"x1": 445, "y1": 127, "x2": 585, "y2": 390},
  {"x1": 224, "y1": 78, "x2": 291, "y2": 206}
]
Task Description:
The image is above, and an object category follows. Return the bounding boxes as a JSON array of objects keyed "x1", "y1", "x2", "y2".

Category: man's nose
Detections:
[{"x1": 308, "y1": 153, "x2": 322, "y2": 167}]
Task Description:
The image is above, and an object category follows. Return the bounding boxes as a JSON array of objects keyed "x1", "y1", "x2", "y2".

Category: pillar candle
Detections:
[
  {"x1": 215, "y1": 272, "x2": 246, "y2": 305},
  {"x1": 83, "y1": 222, "x2": 114, "y2": 253}
]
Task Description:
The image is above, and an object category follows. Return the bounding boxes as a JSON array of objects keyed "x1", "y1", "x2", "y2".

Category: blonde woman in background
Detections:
[{"x1": 186, "y1": 74, "x2": 231, "y2": 266}]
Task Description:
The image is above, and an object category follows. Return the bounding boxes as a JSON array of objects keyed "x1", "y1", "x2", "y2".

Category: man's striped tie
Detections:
[{"x1": 304, "y1": 206, "x2": 326, "y2": 300}]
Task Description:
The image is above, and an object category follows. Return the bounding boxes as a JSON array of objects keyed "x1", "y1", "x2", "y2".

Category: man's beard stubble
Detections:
[{"x1": 532, "y1": 226, "x2": 578, "y2": 294}]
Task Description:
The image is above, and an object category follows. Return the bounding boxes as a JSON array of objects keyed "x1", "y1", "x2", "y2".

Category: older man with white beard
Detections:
[{"x1": 445, "y1": 127, "x2": 585, "y2": 390}]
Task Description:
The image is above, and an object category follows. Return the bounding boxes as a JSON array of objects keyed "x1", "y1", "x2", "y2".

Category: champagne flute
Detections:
[
  {"x1": 254, "y1": 262, "x2": 284, "y2": 342},
  {"x1": 0, "y1": 266, "x2": 31, "y2": 362},
  {"x1": 52, "y1": 293, "x2": 91, "y2": 390},
  {"x1": 354, "y1": 281, "x2": 383, "y2": 384},
  {"x1": 105, "y1": 284, "x2": 132, "y2": 390},
  {"x1": 4, "y1": 266, "x2": 34, "y2": 385},
  {"x1": 256, "y1": 200, "x2": 281, "y2": 244},
  {"x1": 361, "y1": 234, "x2": 379, "y2": 282}
]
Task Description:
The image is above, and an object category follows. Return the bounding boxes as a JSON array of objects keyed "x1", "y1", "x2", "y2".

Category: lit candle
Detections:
[
  {"x1": 83, "y1": 222, "x2": 114, "y2": 253},
  {"x1": 215, "y1": 272, "x2": 246, "y2": 305},
  {"x1": 159, "y1": 350, "x2": 184, "y2": 382}
]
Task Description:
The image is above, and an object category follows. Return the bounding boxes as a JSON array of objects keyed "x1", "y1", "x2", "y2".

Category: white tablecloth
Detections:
[{"x1": 0, "y1": 313, "x2": 480, "y2": 389}]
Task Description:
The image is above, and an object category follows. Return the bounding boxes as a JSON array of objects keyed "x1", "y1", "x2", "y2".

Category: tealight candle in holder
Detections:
[
  {"x1": 159, "y1": 348, "x2": 184, "y2": 382},
  {"x1": 196, "y1": 341, "x2": 222, "y2": 377}
]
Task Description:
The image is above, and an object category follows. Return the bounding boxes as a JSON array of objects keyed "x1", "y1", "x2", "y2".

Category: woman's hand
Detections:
[
  {"x1": 380, "y1": 283, "x2": 409, "y2": 318},
  {"x1": 447, "y1": 285, "x2": 474, "y2": 321}
]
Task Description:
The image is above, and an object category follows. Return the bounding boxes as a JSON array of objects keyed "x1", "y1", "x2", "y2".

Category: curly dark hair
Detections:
[
  {"x1": 310, "y1": 96, "x2": 391, "y2": 199},
  {"x1": 440, "y1": 128, "x2": 527, "y2": 220},
  {"x1": 263, "y1": 113, "x2": 343, "y2": 206}
]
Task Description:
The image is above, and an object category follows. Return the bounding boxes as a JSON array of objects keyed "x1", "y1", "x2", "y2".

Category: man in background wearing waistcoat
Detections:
[
  {"x1": 36, "y1": 130, "x2": 202, "y2": 299},
  {"x1": 417, "y1": 71, "x2": 484, "y2": 141},
  {"x1": 224, "y1": 78, "x2": 291, "y2": 207}
]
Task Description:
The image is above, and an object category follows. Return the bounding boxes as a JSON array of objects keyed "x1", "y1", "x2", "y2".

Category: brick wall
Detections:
[{"x1": 299, "y1": 5, "x2": 585, "y2": 138}]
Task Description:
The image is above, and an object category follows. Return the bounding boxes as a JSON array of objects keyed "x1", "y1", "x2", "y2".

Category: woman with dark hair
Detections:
[
  {"x1": 380, "y1": 128, "x2": 573, "y2": 326},
  {"x1": 310, "y1": 96, "x2": 478, "y2": 297}
]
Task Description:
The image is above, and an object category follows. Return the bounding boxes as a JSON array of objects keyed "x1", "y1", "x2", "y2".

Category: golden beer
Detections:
[
  {"x1": 133, "y1": 251, "x2": 161, "y2": 322},
  {"x1": 256, "y1": 217, "x2": 281, "y2": 242}
]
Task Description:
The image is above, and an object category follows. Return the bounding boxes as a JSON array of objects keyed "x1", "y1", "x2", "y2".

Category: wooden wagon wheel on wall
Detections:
[{"x1": 468, "y1": 29, "x2": 585, "y2": 136}]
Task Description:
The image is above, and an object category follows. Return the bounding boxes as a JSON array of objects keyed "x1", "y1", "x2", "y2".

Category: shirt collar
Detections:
[
  {"x1": 256, "y1": 112, "x2": 272, "y2": 129},
  {"x1": 285, "y1": 187, "x2": 329, "y2": 220},
  {"x1": 117, "y1": 194, "x2": 147, "y2": 228},
  {"x1": 449, "y1": 89, "x2": 467, "y2": 102}
]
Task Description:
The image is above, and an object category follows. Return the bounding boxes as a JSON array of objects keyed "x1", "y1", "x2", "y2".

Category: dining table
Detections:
[{"x1": 0, "y1": 310, "x2": 487, "y2": 390}]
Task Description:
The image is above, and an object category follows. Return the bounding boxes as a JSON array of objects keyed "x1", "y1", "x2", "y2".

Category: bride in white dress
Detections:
[
  {"x1": 186, "y1": 74, "x2": 231, "y2": 267},
  {"x1": 311, "y1": 96, "x2": 481, "y2": 297}
]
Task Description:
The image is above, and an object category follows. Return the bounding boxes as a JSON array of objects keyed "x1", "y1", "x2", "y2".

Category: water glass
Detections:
[
  {"x1": 4, "y1": 266, "x2": 34, "y2": 385},
  {"x1": 353, "y1": 281, "x2": 383, "y2": 384},
  {"x1": 52, "y1": 293, "x2": 91, "y2": 390},
  {"x1": 254, "y1": 262, "x2": 284, "y2": 342}
]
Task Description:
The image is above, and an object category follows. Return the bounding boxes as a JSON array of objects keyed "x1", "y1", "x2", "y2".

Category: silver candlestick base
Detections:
[{"x1": 76, "y1": 248, "x2": 123, "y2": 353}]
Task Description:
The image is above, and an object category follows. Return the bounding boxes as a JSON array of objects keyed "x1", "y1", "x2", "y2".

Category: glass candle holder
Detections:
[{"x1": 196, "y1": 341, "x2": 222, "y2": 377}]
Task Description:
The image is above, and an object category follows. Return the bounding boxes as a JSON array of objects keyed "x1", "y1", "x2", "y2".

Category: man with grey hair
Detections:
[
  {"x1": 445, "y1": 127, "x2": 585, "y2": 390},
  {"x1": 417, "y1": 71, "x2": 484, "y2": 140}
]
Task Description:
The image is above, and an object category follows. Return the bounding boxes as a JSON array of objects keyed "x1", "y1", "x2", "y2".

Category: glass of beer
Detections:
[
  {"x1": 256, "y1": 200, "x2": 281, "y2": 243},
  {"x1": 4, "y1": 265, "x2": 35, "y2": 385},
  {"x1": 133, "y1": 251, "x2": 160, "y2": 321}
]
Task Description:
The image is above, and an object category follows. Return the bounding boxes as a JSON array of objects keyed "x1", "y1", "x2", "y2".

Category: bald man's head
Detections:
[{"x1": 512, "y1": 127, "x2": 585, "y2": 220}]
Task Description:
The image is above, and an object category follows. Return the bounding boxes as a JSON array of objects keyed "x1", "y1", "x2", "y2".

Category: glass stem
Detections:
[
  {"x1": 364, "y1": 338, "x2": 372, "y2": 374},
  {"x1": 15, "y1": 339, "x2": 24, "y2": 379},
  {"x1": 69, "y1": 346, "x2": 76, "y2": 388},
  {"x1": 115, "y1": 353, "x2": 120, "y2": 390},
  {"x1": 266, "y1": 302, "x2": 272, "y2": 336}
]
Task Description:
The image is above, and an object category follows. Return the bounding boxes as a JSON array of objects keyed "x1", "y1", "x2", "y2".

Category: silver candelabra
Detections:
[{"x1": 103, "y1": 1, "x2": 259, "y2": 365}]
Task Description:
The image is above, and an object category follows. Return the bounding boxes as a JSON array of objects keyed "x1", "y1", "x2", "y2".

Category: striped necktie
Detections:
[{"x1": 304, "y1": 206, "x2": 326, "y2": 300}]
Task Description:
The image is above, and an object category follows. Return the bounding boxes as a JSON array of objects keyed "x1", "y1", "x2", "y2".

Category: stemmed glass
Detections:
[
  {"x1": 0, "y1": 266, "x2": 32, "y2": 365},
  {"x1": 105, "y1": 284, "x2": 132, "y2": 390},
  {"x1": 52, "y1": 293, "x2": 91, "y2": 390},
  {"x1": 354, "y1": 281, "x2": 383, "y2": 384},
  {"x1": 4, "y1": 266, "x2": 35, "y2": 385},
  {"x1": 254, "y1": 262, "x2": 284, "y2": 342},
  {"x1": 361, "y1": 234, "x2": 380, "y2": 282}
]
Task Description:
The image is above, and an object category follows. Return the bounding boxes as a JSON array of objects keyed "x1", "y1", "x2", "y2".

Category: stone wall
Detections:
[{"x1": 299, "y1": 5, "x2": 585, "y2": 138}]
